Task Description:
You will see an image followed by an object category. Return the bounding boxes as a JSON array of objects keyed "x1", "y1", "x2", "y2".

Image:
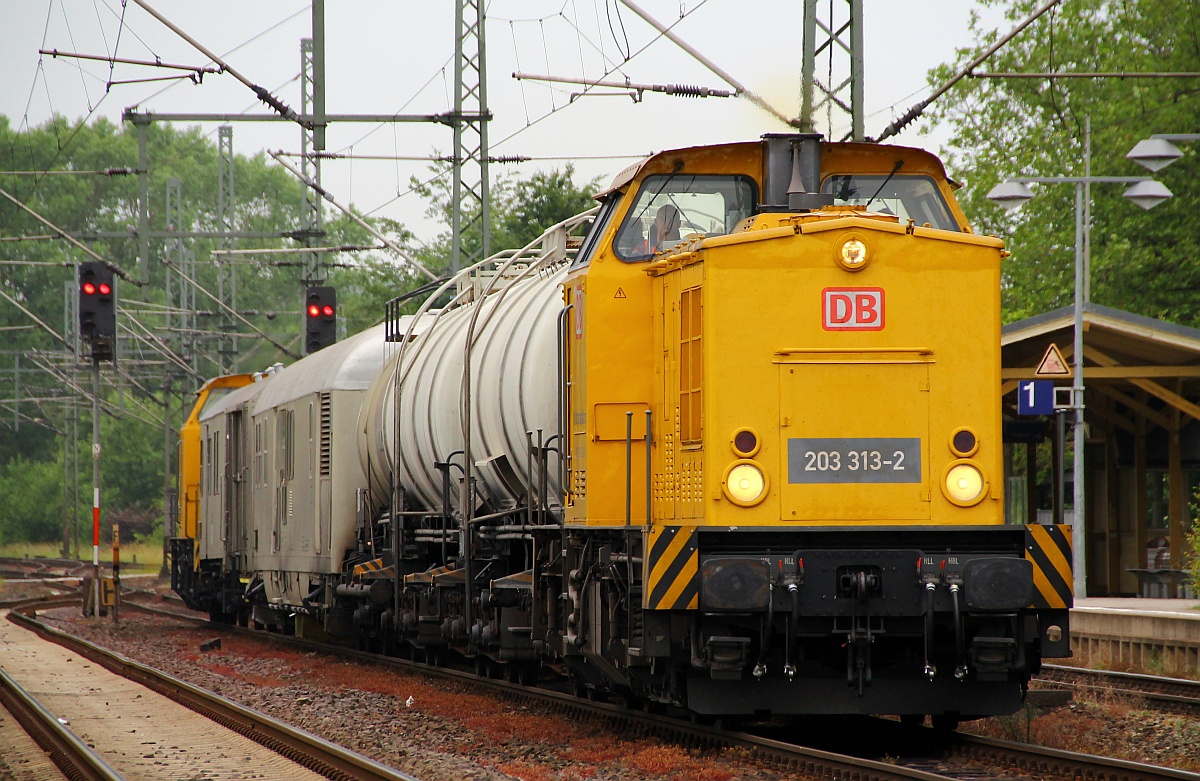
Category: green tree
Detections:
[
  {"x1": 0, "y1": 116, "x2": 396, "y2": 543},
  {"x1": 922, "y1": 0, "x2": 1200, "y2": 325},
  {"x1": 1, "y1": 116, "x2": 602, "y2": 545},
  {"x1": 0, "y1": 457, "x2": 64, "y2": 543},
  {"x1": 410, "y1": 163, "x2": 599, "y2": 271}
]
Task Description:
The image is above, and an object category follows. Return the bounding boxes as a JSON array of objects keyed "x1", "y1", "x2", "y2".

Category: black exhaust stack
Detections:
[{"x1": 760, "y1": 133, "x2": 834, "y2": 213}]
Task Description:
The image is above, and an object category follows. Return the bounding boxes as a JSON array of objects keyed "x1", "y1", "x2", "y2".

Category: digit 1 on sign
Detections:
[{"x1": 1017, "y1": 379, "x2": 1055, "y2": 415}]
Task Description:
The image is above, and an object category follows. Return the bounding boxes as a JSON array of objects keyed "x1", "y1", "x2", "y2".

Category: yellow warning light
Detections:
[{"x1": 836, "y1": 235, "x2": 870, "y2": 271}]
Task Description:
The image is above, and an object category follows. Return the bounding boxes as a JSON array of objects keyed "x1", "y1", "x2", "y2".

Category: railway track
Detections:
[
  {"x1": 0, "y1": 663, "x2": 120, "y2": 781},
  {"x1": 1037, "y1": 663, "x2": 1200, "y2": 714},
  {"x1": 3, "y1": 604, "x2": 421, "y2": 781},
  {"x1": 61, "y1": 594, "x2": 1200, "y2": 781},
  {"x1": 0, "y1": 555, "x2": 88, "y2": 580}
]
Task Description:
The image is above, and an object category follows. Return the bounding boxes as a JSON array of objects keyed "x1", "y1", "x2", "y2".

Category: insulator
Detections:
[{"x1": 666, "y1": 84, "x2": 707, "y2": 98}]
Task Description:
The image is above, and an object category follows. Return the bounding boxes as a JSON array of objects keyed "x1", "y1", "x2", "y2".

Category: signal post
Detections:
[{"x1": 78, "y1": 262, "x2": 116, "y2": 618}]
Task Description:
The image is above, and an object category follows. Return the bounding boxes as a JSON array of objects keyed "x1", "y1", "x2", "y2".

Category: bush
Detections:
[{"x1": 0, "y1": 456, "x2": 67, "y2": 543}]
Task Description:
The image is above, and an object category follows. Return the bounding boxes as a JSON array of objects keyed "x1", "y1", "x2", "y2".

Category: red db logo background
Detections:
[{"x1": 822, "y1": 287, "x2": 885, "y2": 331}]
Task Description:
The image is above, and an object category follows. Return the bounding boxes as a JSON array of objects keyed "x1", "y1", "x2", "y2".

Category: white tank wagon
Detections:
[{"x1": 359, "y1": 212, "x2": 598, "y2": 522}]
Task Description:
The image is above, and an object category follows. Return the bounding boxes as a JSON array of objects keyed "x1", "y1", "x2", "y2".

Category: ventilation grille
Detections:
[{"x1": 319, "y1": 393, "x2": 332, "y2": 476}]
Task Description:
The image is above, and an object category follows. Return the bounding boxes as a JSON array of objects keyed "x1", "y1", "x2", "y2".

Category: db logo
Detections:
[{"x1": 822, "y1": 287, "x2": 884, "y2": 331}]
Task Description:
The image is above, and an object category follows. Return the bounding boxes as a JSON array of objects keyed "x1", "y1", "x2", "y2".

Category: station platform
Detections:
[{"x1": 1067, "y1": 597, "x2": 1200, "y2": 677}]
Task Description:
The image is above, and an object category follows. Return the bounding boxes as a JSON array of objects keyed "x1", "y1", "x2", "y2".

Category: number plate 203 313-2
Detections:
[{"x1": 787, "y1": 438, "x2": 921, "y2": 484}]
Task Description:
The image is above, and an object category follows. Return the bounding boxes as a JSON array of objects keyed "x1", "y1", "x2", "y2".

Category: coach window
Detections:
[
  {"x1": 822, "y1": 173, "x2": 957, "y2": 232},
  {"x1": 614, "y1": 174, "x2": 756, "y2": 262}
]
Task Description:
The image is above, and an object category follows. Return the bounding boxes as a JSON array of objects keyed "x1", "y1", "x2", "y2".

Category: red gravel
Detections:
[
  {"x1": 15, "y1": 581, "x2": 773, "y2": 781},
  {"x1": 7, "y1": 578, "x2": 1200, "y2": 778}
]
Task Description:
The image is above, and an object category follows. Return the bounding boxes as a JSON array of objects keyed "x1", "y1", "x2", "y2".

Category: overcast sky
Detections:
[{"x1": 0, "y1": 1, "x2": 1009, "y2": 243}]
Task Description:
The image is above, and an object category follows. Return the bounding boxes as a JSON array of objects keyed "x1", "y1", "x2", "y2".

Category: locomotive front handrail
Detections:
[
  {"x1": 774, "y1": 347, "x2": 935, "y2": 365},
  {"x1": 775, "y1": 347, "x2": 933, "y2": 354}
]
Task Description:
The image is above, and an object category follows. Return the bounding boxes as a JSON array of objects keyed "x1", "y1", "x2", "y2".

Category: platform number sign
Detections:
[{"x1": 1017, "y1": 380, "x2": 1055, "y2": 416}]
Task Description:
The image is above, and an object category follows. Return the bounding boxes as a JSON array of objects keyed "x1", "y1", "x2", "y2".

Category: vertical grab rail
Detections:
[
  {"x1": 625, "y1": 412, "x2": 633, "y2": 527},
  {"x1": 557, "y1": 304, "x2": 573, "y2": 505},
  {"x1": 644, "y1": 409, "x2": 652, "y2": 526}
]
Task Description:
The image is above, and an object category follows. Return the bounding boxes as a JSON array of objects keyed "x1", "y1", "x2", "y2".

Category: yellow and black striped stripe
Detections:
[
  {"x1": 1025, "y1": 524, "x2": 1073, "y2": 609},
  {"x1": 352, "y1": 558, "x2": 386, "y2": 577},
  {"x1": 644, "y1": 525, "x2": 698, "y2": 610}
]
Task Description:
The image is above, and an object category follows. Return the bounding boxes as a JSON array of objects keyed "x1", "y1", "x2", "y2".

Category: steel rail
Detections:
[
  {"x1": 1038, "y1": 663, "x2": 1200, "y2": 714},
  {"x1": 948, "y1": 732, "x2": 1200, "y2": 781},
  {"x1": 0, "y1": 665, "x2": 123, "y2": 781},
  {"x1": 112, "y1": 600, "x2": 960, "y2": 781},
  {"x1": 33, "y1": 596, "x2": 1200, "y2": 781},
  {"x1": 7, "y1": 608, "x2": 422, "y2": 781}
]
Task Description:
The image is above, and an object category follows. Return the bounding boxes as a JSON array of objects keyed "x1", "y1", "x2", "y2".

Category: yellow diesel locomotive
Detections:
[{"x1": 173, "y1": 133, "x2": 1073, "y2": 726}]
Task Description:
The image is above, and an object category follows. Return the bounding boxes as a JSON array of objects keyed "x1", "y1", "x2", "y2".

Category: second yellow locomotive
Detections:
[{"x1": 174, "y1": 133, "x2": 1072, "y2": 726}]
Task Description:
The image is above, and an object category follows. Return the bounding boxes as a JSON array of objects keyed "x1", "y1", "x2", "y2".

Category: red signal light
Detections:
[
  {"x1": 307, "y1": 304, "x2": 321, "y2": 317},
  {"x1": 98, "y1": 283, "x2": 111, "y2": 295},
  {"x1": 322, "y1": 305, "x2": 334, "y2": 316},
  {"x1": 82, "y1": 282, "x2": 97, "y2": 295}
]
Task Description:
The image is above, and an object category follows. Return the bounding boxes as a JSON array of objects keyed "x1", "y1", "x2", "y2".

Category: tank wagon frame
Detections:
[{"x1": 173, "y1": 133, "x2": 1073, "y2": 726}]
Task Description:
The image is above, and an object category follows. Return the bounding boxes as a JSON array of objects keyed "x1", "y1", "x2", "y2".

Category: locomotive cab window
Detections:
[
  {"x1": 614, "y1": 174, "x2": 756, "y2": 262},
  {"x1": 822, "y1": 173, "x2": 957, "y2": 232},
  {"x1": 569, "y1": 195, "x2": 620, "y2": 270},
  {"x1": 198, "y1": 387, "x2": 236, "y2": 418}
]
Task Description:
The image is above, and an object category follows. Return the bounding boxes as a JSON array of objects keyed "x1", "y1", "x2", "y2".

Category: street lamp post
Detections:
[{"x1": 987, "y1": 173, "x2": 1171, "y2": 599}]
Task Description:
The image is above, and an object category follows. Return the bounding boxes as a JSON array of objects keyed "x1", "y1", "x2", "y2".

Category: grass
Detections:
[{"x1": 0, "y1": 540, "x2": 166, "y2": 574}]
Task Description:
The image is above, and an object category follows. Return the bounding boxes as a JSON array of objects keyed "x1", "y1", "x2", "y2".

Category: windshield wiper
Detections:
[{"x1": 865, "y1": 160, "x2": 904, "y2": 209}]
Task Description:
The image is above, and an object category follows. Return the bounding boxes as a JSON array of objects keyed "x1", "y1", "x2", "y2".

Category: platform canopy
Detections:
[{"x1": 1000, "y1": 303, "x2": 1200, "y2": 597}]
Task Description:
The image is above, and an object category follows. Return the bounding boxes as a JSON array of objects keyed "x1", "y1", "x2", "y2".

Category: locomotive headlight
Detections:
[
  {"x1": 942, "y1": 461, "x2": 986, "y2": 506},
  {"x1": 836, "y1": 236, "x2": 870, "y2": 271},
  {"x1": 723, "y1": 460, "x2": 768, "y2": 506}
]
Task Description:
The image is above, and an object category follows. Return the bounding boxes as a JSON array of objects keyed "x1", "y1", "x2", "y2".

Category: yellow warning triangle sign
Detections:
[{"x1": 1035, "y1": 343, "x2": 1072, "y2": 378}]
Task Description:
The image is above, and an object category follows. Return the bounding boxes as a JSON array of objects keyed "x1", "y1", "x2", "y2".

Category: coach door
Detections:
[{"x1": 225, "y1": 409, "x2": 249, "y2": 571}]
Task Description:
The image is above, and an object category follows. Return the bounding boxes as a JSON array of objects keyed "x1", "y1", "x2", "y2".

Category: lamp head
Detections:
[
  {"x1": 1122, "y1": 180, "x2": 1173, "y2": 211},
  {"x1": 1126, "y1": 138, "x2": 1183, "y2": 172},
  {"x1": 985, "y1": 180, "x2": 1035, "y2": 211}
]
